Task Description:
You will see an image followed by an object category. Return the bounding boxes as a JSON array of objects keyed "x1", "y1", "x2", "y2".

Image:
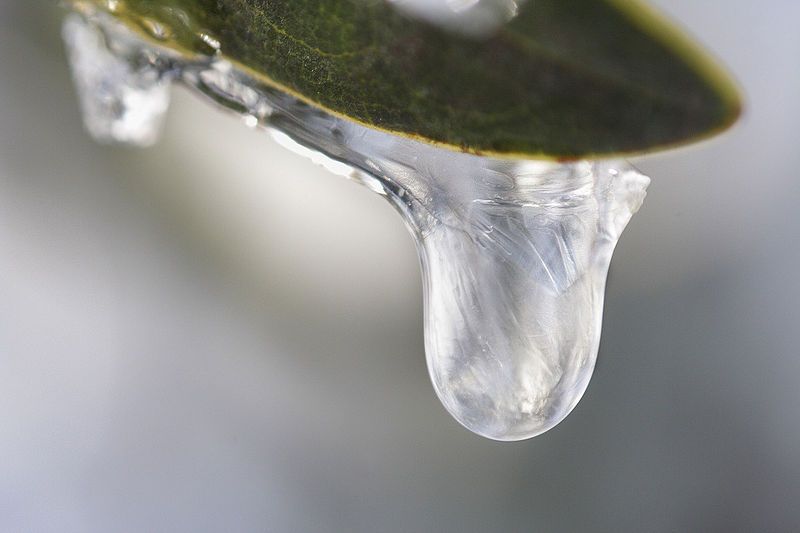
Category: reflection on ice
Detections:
[{"x1": 62, "y1": 8, "x2": 649, "y2": 440}]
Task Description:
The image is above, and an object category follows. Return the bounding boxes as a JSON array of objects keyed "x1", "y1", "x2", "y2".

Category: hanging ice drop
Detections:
[{"x1": 63, "y1": 10, "x2": 650, "y2": 440}]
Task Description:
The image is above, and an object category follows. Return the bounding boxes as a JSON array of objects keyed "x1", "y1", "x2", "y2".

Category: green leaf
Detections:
[{"x1": 78, "y1": 0, "x2": 742, "y2": 159}]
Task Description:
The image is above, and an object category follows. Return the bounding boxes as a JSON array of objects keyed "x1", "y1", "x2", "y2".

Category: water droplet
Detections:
[{"x1": 62, "y1": 6, "x2": 650, "y2": 441}]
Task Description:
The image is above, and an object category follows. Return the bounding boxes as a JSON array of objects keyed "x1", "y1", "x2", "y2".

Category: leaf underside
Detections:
[{"x1": 83, "y1": 0, "x2": 741, "y2": 158}]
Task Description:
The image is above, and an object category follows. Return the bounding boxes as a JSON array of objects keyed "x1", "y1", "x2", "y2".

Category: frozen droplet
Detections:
[
  {"x1": 329, "y1": 140, "x2": 649, "y2": 440},
  {"x1": 62, "y1": 13, "x2": 172, "y2": 146},
  {"x1": 62, "y1": 8, "x2": 650, "y2": 441},
  {"x1": 414, "y1": 161, "x2": 648, "y2": 440}
]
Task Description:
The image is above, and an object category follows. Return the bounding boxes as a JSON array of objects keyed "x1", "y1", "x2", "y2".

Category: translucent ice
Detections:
[
  {"x1": 62, "y1": 9, "x2": 650, "y2": 440},
  {"x1": 63, "y1": 13, "x2": 173, "y2": 146}
]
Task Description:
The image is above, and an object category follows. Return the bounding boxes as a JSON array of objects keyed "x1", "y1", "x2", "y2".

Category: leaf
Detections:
[{"x1": 80, "y1": 0, "x2": 742, "y2": 159}]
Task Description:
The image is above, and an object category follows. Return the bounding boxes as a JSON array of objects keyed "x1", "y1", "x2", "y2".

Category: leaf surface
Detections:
[{"x1": 81, "y1": 0, "x2": 741, "y2": 158}]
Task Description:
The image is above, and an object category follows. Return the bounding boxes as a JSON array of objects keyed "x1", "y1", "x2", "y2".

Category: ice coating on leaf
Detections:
[
  {"x1": 65, "y1": 0, "x2": 741, "y2": 158},
  {"x1": 62, "y1": 11, "x2": 650, "y2": 440}
]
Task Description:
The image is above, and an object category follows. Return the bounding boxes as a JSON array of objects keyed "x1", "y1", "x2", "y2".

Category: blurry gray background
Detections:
[{"x1": 1, "y1": 1, "x2": 798, "y2": 531}]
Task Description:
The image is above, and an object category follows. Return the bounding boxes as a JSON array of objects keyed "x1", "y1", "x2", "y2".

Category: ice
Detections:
[
  {"x1": 62, "y1": 13, "x2": 172, "y2": 146},
  {"x1": 62, "y1": 9, "x2": 650, "y2": 441}
]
